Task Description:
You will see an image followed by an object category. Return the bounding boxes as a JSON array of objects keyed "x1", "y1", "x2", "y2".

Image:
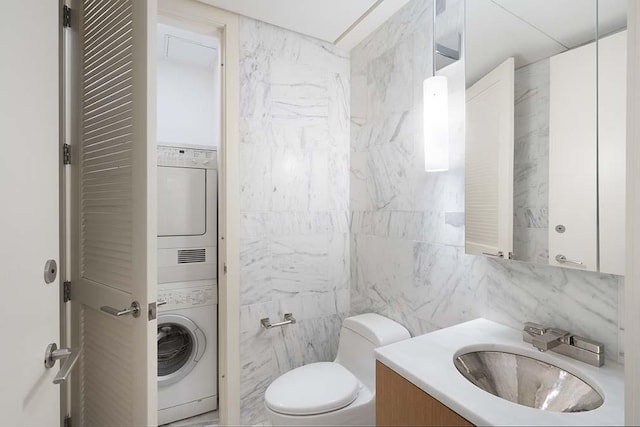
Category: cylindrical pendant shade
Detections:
[{"x1": 423, "y1": 75, "x2": 450, "y2": 172}]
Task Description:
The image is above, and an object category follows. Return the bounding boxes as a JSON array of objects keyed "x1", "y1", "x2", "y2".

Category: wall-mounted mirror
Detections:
[{"x1": 464, "y1": 0, "x2": 627, "y2": 275}]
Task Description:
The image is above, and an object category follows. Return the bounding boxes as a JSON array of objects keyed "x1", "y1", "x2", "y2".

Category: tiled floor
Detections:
[{"x1": 163, "y1": 411, "x2": 219, "y2": 427}]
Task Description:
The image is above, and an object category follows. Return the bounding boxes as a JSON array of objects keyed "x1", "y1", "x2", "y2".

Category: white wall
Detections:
[{"x1": 157, "y1": 25, "x2": 221, "y2": 148}]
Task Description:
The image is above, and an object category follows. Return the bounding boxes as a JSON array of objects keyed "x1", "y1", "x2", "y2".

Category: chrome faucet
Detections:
[{"x1": 523, "y1": 322, "x2": 605, "y2": 367}]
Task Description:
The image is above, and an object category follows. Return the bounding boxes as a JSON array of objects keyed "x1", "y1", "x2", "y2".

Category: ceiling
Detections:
[
  {"x1": 466, "y1": 0, "x2": 627, "y2": 86},
  {"x1": 198, "y1": 0, "x2": 409, "y2": 49}
]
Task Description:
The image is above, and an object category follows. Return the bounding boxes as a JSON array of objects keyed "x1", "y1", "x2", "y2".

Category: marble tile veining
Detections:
[
  {"x1": 513, "y1": 59, "x2": 550, "y2": 263},
  {"x1": 236, "y1": 0, "x2": 625, "y2": 425},
  {"x1": 349, "y1": 0, "x2": 623, "y2": 381},
  {"x1": 482, "y1": 259, "x2": 622, "y2": 361},
  {"x1": 238, "y1": 16, "x2": 350, "y2": 426}
]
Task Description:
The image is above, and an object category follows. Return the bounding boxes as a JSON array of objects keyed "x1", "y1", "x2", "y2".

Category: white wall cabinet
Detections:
[
  {"x1": 548, "y1": 31, "x2": 627, "y2": 274},
  {"x1": 465, "y1": 58, "x2": 515, "y2": 259}
]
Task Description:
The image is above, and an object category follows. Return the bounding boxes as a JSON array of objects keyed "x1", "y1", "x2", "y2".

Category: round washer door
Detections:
[{"x1": 157, "y1": 313, "x2": 206, "y2": 387}]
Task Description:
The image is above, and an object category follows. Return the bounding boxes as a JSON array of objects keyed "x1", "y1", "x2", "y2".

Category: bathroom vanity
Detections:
[
  {"x1": 374, "y1": 319, "x2": 624, "y2": 426},
  {"x1": 377, "y1": 361, "x2": 472, "y2": 426}
]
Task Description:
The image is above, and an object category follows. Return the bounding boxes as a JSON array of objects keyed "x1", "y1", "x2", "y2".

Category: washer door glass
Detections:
[{"x1": 157, "y1": 314, "x2": 203, "y2": 387}]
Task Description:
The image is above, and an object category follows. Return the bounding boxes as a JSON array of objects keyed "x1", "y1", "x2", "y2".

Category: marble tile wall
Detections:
[
  {"x1": 350, "y1": 0, "x2": 624, "y2": 367},
  {"x1": 238, "y1": 17, "x2": 350, "y2": 425},
  {"x1": 513, "y1": 59, "x2": 550, "y2": 264},
  {"x1": 482, "y1": 259, "x2": 624, "y2": 362},
  {"x1": 236, "y1": 1, "x2": 624, "y2": 424}
]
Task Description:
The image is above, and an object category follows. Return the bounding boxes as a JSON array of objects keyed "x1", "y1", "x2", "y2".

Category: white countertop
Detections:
[{"x1": 375, "y1": 318, "x2": 624, "y2": 426}]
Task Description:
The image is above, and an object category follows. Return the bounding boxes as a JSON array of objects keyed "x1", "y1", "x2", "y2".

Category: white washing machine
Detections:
[{"x1": 157, "y1": 281, "x2": 218, "y2": 425}]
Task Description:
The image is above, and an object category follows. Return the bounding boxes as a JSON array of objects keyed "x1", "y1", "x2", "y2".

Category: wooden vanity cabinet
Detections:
[{"x1": 376, "y1": 361, "x2": 474, "y2": 426}]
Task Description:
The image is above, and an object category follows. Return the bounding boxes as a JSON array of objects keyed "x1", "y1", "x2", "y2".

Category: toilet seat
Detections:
[{"x1": 264, "y1": 362, "x2": 360, "y2": 416}]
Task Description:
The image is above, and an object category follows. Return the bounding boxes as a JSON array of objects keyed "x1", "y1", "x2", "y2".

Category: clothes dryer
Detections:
[{"x1": 157, "y1": 145, "x2": 217, "y2": 284}]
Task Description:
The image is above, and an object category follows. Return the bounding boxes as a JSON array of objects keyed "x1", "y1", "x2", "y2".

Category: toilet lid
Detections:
[{"x1": 265, "y1": 362, "x2": 360, "y2": 416}]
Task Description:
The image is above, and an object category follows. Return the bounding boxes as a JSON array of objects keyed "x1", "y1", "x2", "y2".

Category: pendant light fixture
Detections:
[
  {"x1": 423, "y1": 75, "x2": 449, "y2": 172},
  {"x1": 423, "y1": 0, "x2": 460, "y2": 172}
]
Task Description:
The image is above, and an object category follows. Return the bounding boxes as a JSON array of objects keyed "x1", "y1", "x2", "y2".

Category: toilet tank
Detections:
[{"x1": 334, "y1": 313, "x2": 410, "y2": 392}]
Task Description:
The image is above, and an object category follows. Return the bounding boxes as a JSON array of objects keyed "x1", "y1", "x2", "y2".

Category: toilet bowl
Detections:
[{"x1": 264, "y1": 313, "x2": 411, "y2": 426}]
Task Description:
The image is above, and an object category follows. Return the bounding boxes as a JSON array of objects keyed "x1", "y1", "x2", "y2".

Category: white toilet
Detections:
[{"x1": 264, "y1": 313, "x2": 411, "y2": 426}]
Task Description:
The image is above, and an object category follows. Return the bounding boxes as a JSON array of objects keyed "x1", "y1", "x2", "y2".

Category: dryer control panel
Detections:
[
  {"x1": 158, "y1": 286, "x2": 217, "y2": 310},
  {"x1": 157, "y1": 145, "x2": 217, "y2": 170}
]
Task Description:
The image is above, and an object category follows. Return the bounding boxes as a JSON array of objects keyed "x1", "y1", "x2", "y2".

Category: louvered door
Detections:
[
  {"x1": 69, "y1": 0, "x2": 157, "y2": 425},
  {"x1": 465, "y1": 58, "x2": 515, "y2": 259}
]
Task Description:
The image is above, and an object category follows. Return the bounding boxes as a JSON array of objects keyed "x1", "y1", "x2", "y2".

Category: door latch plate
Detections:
[{"x1": 148, "y1": 302, "x2": 157, "y2": 321}]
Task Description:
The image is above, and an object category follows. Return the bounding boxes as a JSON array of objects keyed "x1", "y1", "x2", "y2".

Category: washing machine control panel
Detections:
[{"x1": 158, "y1": 286, "x2": 217, "y2": 310}]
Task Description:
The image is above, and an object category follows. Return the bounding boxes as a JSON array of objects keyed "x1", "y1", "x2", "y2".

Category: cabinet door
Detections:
[
  {"x1": 466, "y1": 57, "x2": 515, "y2": 259},
  {"x1": 598, "y1": 30, "x2": 627, "y2": 276},
  {"x1": 549, "y1": 43, "x2": 598, "y2": 271},
  {"x1": 376, "y1": 361, "x2": 473, "y2": 426}
]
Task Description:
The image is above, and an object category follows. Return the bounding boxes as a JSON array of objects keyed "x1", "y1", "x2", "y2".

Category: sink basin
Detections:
[{"x1": 454, "y1": 351, "x2": 603, "y2": 412}]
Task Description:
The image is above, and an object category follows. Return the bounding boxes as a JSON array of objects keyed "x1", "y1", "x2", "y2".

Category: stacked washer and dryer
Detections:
[{"x1": 157, "y1": 145, "x2": 218, "y2": 425}]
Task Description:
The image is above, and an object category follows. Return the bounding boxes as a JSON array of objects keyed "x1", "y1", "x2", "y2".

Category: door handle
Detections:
[
  {"x1": 482, "y1": 251, "x2": 504, "y2": 258},
  {"x1": 555, "y1": 254, "x2": 583, "y2": 265},
  {"x1": 100, "y1": 301, "x2": 141, "y2": 318},
  {"x1": 44, "y1": 343, "x2": 81, "y2": 385}
]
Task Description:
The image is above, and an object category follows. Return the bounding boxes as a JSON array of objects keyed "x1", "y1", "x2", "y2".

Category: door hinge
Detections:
[
  {"x1": 63, "y1": 143, "x2": 71, "y2": 165},
  {"x1": 63, "y1": 415, "x2": 72, "y2": 427},
  {"x1": 63, "y1": 281, "x2": 71, "y2": 302},
  {"x1": 223, "y1": 263, "x2": 227, "y2": 274},
  {"x1": 62, "y1": 5, "x2": 71, "y2": 28}
]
